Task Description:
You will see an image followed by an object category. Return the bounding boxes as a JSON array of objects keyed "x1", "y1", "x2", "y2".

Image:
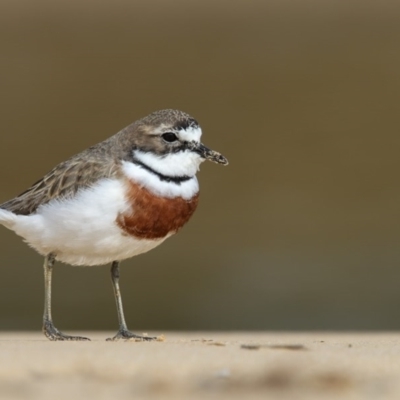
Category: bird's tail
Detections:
[{"x1": 0, "y1": 209, "x2": 17, "y2": 229}]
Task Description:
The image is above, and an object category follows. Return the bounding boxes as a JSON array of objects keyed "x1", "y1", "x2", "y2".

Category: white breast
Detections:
[
  {"x1": 0, "y1": 150, "x2": 201, "y2": 266},
  {"x1": 4, "y1": 178, "x2": 168, "y2": 266}
]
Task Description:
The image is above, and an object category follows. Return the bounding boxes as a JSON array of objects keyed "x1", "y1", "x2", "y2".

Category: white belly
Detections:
[{"x1": 7, "y1": 178, "x2": 168, "y2": 266}]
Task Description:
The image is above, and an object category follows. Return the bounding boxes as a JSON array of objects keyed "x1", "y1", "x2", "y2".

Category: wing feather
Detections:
[{"x1": 0, "y1": 154, "x2": 121, "y2": 216}]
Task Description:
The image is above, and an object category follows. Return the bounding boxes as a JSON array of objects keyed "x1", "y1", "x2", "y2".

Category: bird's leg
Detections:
[
  {"x1": 42, "y1": 253, "x2": 90, "y2": 341},
  {"x1": 106, "y1": 261, "x2": 156, "y2": 341}
]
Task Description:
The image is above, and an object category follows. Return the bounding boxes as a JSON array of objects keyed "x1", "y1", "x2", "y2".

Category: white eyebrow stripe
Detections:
[{"x1": 178, "y1": 126, "x2": 202, "y2": 142}]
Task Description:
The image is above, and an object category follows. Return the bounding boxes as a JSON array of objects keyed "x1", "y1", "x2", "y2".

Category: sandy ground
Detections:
[{"x1": 0, "y1": 332, "x2": 399, "y2": 400}]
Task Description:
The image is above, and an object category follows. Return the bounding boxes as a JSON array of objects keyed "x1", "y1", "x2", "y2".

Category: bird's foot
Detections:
[
  {"x1": 43, "y1": 320, "x2": 90, "y2": 341},
  {"x1": 106, "y1": 328, "x2": 156, "y2": 341}
]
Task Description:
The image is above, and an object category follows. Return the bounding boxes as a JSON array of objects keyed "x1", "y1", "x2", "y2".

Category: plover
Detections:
[{"x1": 0, "y1": 109, "x2": 228, "y2": 341}]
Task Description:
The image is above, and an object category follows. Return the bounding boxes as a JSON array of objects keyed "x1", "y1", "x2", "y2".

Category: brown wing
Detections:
[{"x1": 0, "y1": 153, "x2": 120, "y2": 216}]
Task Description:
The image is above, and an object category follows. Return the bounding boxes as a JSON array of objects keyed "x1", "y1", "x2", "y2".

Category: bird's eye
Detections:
[{"x1": 162, "y1": 132, "x2": 178, "y2": 143}]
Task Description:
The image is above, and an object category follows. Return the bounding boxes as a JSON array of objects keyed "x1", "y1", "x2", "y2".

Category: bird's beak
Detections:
[{"x1": 187, "y1": 141, "x2": 229, "y2": 165}]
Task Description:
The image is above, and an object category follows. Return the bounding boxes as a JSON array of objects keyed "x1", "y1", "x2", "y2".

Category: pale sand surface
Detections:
[{"x1": 0, "y1": 332, "x2": 399, "y2": 399}]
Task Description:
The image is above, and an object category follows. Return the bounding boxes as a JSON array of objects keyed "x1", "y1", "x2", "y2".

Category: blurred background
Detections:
[{"x1": 0, "y1": 0, "x2": 399, "y2": 331}]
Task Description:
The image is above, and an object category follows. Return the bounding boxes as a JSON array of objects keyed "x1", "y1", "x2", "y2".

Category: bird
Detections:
[{"x1": 0, "y1": 109, "x2": 228, "y2": 341}]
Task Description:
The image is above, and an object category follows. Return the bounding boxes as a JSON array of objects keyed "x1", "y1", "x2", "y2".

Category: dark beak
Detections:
[{"x1": 187, "y1": 141, "x2": 229, "y2": 165}]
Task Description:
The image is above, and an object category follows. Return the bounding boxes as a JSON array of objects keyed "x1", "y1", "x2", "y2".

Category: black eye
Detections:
[{"x1": 162, "y1": 132, "x2": 178, "y2": 143}]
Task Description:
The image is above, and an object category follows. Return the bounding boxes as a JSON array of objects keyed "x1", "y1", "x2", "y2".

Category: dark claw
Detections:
[
  {"x1": 106, "y1": 328, "x2": 156, "y2": 341},
  {"x1": 43, "y1": 320, "x2": 91, "y2": 341}
]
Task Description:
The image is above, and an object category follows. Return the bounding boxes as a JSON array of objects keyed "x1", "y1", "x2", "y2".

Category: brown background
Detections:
[{"x1": 0, "y1": 0, "x2": 399, "y2": 331}]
